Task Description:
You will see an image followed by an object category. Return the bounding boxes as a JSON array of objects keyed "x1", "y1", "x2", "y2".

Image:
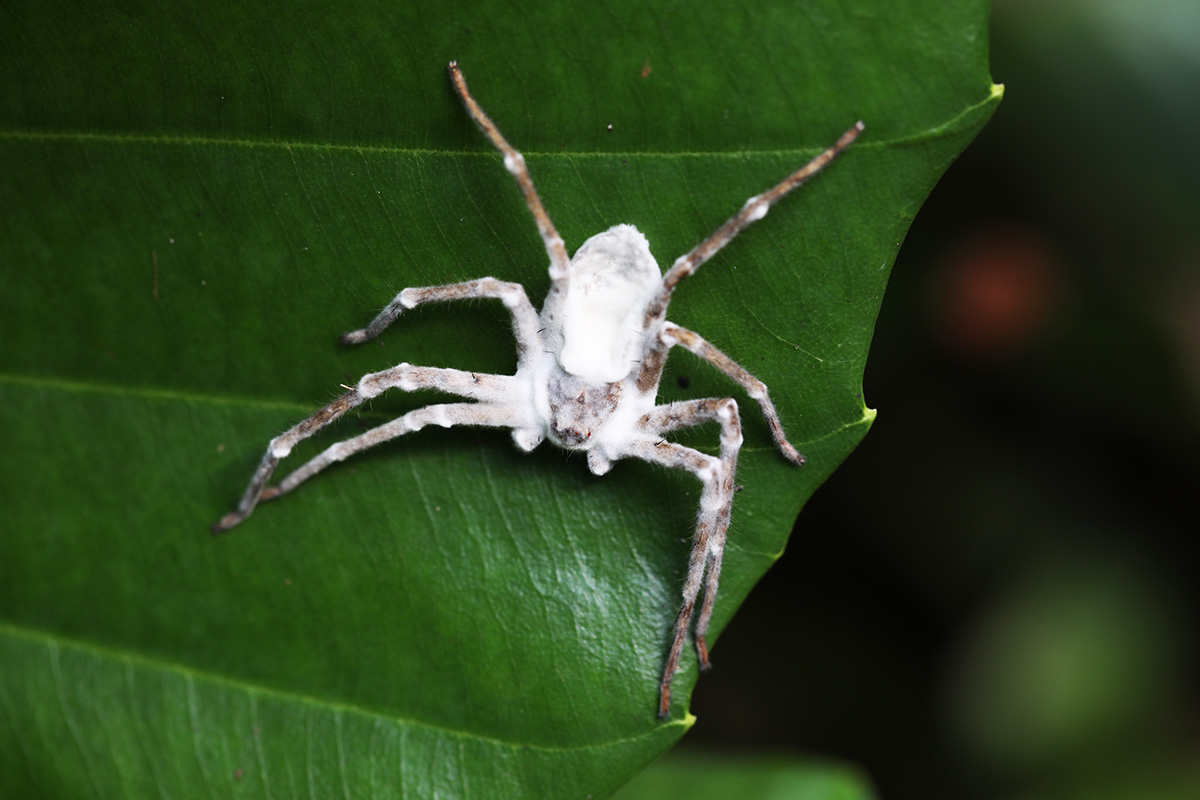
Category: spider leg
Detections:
[
  {"x1": 626, "y1": 397, "x2": 743, "y2": 718},
  {"x1": 660, "y1": 321, "x2": 805, "y2": 465},
  {"x1": 212, "y1": 366, "x2": 530, "y2": 534},
  {"x1": 264, "y1": 401, "x2": 526, "y2": 501},
  {"x1": 342, "y1": 278, "x2": 541, "y2": 367},
  {"x1": 213, "y1": 389, "x2": 360, "y2": 534},
  {"x1": 448, "y1": 61, "x2": 572, "y2": 287},
  {"x1": 640, "y1": 120, "x2": 864, "y2": 329}
]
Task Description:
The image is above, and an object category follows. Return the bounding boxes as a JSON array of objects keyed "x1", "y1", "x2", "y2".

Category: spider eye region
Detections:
[
  {"x1": 544, "y1": 374, "x2": 622, "y2": 450},
  {"x1": 550, "y1": 422, "x2": 591, "y2": 447}
]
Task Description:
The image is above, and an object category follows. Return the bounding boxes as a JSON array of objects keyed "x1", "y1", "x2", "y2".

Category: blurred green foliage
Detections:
[
  {"x1": 683, "y1": 2, "x2": 1200, "y2": 799},
  {"x1": 614, "y1": 753, "x2": 876, "y2": 800}
]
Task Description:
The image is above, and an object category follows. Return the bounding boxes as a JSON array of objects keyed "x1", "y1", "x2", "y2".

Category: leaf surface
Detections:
[{"x1": 0, "y1": 0, "x2": 998, "y2": 796}]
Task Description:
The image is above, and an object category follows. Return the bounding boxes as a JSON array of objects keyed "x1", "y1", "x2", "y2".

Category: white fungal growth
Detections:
[
  {"x1": 503, "y1": 152, "x2": 525, "y2": 175},
  {"x1": 511, "y1": 428, "x2": 542, "y2": 452},
  {"x1": 587, "y1": 450, "x2": 613, "y2": 476},
  {"x1": 742, "y1": 195, "x2": 769, "y2": 222},
  {"x1": 499, "y1": 286, "x2": 524, "y2": 308},
  {"x1": 555, "y1": 226, "x2": 662, "y2": 383},
  {"x1": 357, "y1": 375, "x2": 382, "y2": 398},
  {"x1": 397, "y1": 366, "x2": 417, "y2": 393},
  {"x1": 213, "y1": 59, "x2": 863, "y2": 721}
]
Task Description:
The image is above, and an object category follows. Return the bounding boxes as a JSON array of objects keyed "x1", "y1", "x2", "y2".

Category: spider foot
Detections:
[
  {"x1": 697, "y1": 635, "x2": 713, "y2": 670},
  {"x1": 340, "y1": 329, "x2": 369, "y2": 346},
  {"x1": 211, "y1": 512, "x2": 245, "y2": 535},
  {"x1": 657, "y1": 684, "x2": 672, "y2": 719},
  {"x1": 779, "y1": 441, "x2": 806, "y2": 466}
]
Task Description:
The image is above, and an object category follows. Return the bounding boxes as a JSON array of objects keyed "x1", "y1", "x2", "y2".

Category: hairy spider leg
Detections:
[
  {"x1": 660, "y1": 321, "x2": 805, "y2": 465},
  {"x1": 341, "y1": 278, "x2": 541, "y2": 359},
  {"x1": 212, "y1": 365, "x2": 528, "y2": 534},
  {"x1": 644, "y1": 120, "x2": 865, "y2": 331},
  {"x1": 263, "y1": 400, "x2": 530, "y2": 501},
  {"x1": 215, "y1": 277, "x2": 543, "y2": 534},
  {"x1": 448, "y1": 61, "x2": 572, "y2": 295},
  {"x1": 213, "y1": 389, "x2": 362, "y2": 534},
  {"x1": 629, "y1": 397, "x2": 743, "y2": 718},
  {"x1": 634, "y1": 116, "x2": 861, "y2": 400}
]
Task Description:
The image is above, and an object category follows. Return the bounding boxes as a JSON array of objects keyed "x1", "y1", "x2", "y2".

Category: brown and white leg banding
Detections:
[
  {"x1": 212, "y1": 364, "x2": 524, "y2": 534},
  {"x1": 630, "y1": 396, "x2": 743, "y2": 717},
  {"x1": 448, "y1": 61, "x2": 572, "y2": 286},
  {"x1": 660, "y1": 322, "x2": 804, "y2": 465},
  {"x1": 341, "y1": 278, "x2": 541, "y2": 363},
  {"x1": 266, "y1": 402, "x2": 527, "y2": 500}
]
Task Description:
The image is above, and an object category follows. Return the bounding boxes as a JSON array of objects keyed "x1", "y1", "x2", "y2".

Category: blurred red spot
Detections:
[{"x1": 931, "y1": 226, "x2": 1062, "y2": 360}]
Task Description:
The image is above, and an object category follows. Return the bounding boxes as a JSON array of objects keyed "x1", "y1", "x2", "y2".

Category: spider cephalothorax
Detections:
[{"x1": 214, "y1": 61, "x2": 862, "y2": 718}]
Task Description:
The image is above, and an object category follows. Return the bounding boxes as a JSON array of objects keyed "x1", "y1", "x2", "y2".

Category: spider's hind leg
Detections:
[
  {"x1": 212, "y1": 389, "x2": 362, "y2": 534},
  {"x1": 627, "y1": 397, "x2": 744, "y2": 718},
  {"x1": 265, "y1": 400, "x2": 528, "y2": 502},
  {"x1": 213, "y1": 365, "x2": 532, "y2": 533}
]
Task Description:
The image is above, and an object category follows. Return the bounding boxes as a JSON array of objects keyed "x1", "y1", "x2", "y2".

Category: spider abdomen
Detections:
[{"x1": 545, "y1": 225, "x2": 663, "y2": 384}]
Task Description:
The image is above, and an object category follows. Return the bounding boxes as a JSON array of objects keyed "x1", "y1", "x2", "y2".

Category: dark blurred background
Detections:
[{"x1": 686, "y1": 2, "x2": 1200, "y2": 797}]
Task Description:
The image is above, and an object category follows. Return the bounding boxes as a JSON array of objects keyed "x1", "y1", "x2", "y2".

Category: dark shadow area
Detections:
[{"x1": 686, "y1": 3, "x2": 1200, "y2": 798}]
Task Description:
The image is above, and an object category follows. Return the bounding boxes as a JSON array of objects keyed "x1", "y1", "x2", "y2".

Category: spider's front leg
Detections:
[
  {"x1": 640, "y1": 119, "x2": 864, "y2": 328},
  {"x1": 448, "y1": 61, "x2": 571, "y2": 284},
  {"x1": 627, "y1": 397, "x2": 744, "y2": 718}
]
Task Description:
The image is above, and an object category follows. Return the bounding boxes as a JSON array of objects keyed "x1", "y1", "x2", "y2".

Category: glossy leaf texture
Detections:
[{"x1": 0, "y1": 0, "x2": 999, "y2": 797}]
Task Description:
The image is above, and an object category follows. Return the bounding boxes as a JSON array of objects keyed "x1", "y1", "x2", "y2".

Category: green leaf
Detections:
[{"x1": 0, "y1": 0, "x2": 998, "y2": 796}]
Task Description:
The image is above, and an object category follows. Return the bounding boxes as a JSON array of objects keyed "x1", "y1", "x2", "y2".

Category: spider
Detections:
[{"x1": 213, "y1": 61, "x2": 863, "y2": 719}]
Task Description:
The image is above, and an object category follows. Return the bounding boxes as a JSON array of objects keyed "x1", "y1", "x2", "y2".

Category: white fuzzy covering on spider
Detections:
[{"x1": 214, "y1": 60, "x2": 863, "y2": 720}]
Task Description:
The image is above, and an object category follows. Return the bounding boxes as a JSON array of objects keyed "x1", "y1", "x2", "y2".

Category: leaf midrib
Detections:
[{"x1": 0, "y1": 90, "x2": 998, "y2": 157}]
